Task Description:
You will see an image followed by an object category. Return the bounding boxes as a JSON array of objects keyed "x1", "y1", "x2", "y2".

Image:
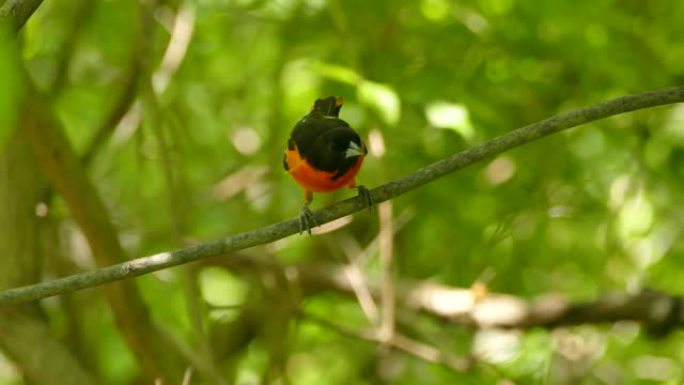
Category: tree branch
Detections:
[
  {"x1": 0, "y1": 86, "x2": 683, "y2": 305},
  {"x1": 404, "y1": 282, "x2": 684, "y2": 333},
  {"x1": 304, "y1": 312, "x2": 473, "y2": 372},
  {"x1": 201, "y1": 253, "x2": 684, "y2": 333},
  {"x1": 0, "y1": 0, "x2": 44, "y2": 31}
]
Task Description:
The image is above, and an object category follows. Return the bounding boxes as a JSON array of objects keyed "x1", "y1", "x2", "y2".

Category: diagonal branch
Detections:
[
  {"x1": 0, "y1": 86, "x2": 683, "y2": 306},
  {"x1": 0, "y1": 0, "x2": 44, "y2": 31},
  {"x1": 199, "y1": 254, "x2": 684, "y2": 333},
  {"x1": 198, "y1": 256, "x2": 684, "y2": 336},
  {"x1": 304, "y1": 311, "x2": 472, "y2": 372}
]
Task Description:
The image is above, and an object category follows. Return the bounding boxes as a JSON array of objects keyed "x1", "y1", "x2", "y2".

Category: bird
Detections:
[{"x1": 283, "y1": 96, "x2": 372, "y2": 234}]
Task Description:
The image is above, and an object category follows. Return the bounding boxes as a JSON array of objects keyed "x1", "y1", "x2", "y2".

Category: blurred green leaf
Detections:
[
  {"x1": 425, "y1": 101, "x2": 475, "y2": 141},
  {"x1": 311, "y1": 61, "x2": 400, "y2": 125},
  {"x1": 420, "y1": 0, "x2": 451, "y2": 21},
  {"x1": 618, "y1": 193, "x2": 654, "y2": 239},
  {"x1": 357, "y1": 80, "x2": 400, "y2": 125},
  {"x1": 199, "y1": 267, "x2": 247, "y2": 309},
  {"x1": 310, "y1": 61, "x2": 362, "y2": 84}
]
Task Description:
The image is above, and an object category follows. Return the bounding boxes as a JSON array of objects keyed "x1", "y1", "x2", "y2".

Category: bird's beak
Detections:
[{"x1": 345, "y1": 141, "x2": 365, "y2": 158}]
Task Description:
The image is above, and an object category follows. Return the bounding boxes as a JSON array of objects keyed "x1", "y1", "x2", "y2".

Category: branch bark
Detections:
[
  {"x1": 0, "y1": 0, "x2": 44, "y2": 31},
  {"x1": 0, "y1": 86, "x2": 683, "y2": 305}
]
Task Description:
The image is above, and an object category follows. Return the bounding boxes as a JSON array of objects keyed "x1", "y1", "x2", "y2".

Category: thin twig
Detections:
[
  {"x1": 49, "y1": 0, "x2": 94, "y2": 97},
  {"x1": 1, "y1": 86, "x2": 683, "y2": 305},
  {"x1": 152, "y1": 3, "x2": 195, "y2": 93},
  {"x1": 194, "y1": 251, "x2": 684, "y2": 333},
  {"x1": 304, "y1": 312, "x2": 471, "y2": 372},
  {"x1": 377, "y1": 201, "x2": 395, "y2": 342},
  {"x1": 338, "y1": 235, "x2": 380, "y2": 324},
  {"x1": 334, "y1": 207, "x2": 414, "y2": 324},
  {"x1": 80, "y1": 64, "x2": 140, "y2": 165}
]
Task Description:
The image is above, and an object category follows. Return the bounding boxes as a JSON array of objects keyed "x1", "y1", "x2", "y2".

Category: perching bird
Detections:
[{"x1": 283, "y1": 96, "x2": 372, "y2": 234}]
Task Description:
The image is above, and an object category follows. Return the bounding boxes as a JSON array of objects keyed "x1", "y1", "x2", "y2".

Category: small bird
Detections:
[{"x1": 283, "y1": 96, "x2": 372, "y2": 234}]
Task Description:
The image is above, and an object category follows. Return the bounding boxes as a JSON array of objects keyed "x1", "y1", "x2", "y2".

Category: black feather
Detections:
[
  {"x1": 288, "y1": 98, "x2": 364, "y2": 179},
  {"x1": 312, "y1": 96, "x2": 342, "y2": 117}
]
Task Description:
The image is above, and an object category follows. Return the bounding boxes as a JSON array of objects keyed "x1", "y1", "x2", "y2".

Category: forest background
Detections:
[{"x1": 1, "y1": 0, "x2": 684, "y2": 384}]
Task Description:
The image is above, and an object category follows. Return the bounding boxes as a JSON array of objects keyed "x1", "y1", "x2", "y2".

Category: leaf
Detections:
[
  {"x1": 199, "y1": 267, "x2": 247, "y2": 310},
  {"x1": 618, "y1": 193, "x2": 654, "y2": 239},
  {"x1": 310, "y1": 61, "x2": 362, "y2": 84},
  {"x1": 310, "y1": 61, "x2": 400, "y2": 125},
  {"x1": 425, "y1": 101, "x2": 474, "y2": 141},
  {"x1": 357, "y1": 80, "x2": 400, "y2": 125}
]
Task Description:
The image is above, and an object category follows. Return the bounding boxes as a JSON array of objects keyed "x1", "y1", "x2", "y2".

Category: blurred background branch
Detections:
[{"x1": 199, "y1": 253, "x2": 684, "y2": 333}]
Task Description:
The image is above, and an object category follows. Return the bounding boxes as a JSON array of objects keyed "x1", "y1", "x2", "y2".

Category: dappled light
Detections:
[
  {"x1": 484, "y1": 155, "x2": 516, "y2": 185},
  {"x1": 231, "y1": 126, "x2": 262, "y2": 155},
  {"x1": 1, "y1": 0, "x2": 684, "y2": 384},
  {"x1": 426, "y1": 101, "x2": 474, "y2": 141}
]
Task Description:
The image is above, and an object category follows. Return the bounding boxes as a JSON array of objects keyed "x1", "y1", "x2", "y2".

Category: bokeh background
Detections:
[{"x1": 1, "y1": 0, "x2": 684, "y2": 384}]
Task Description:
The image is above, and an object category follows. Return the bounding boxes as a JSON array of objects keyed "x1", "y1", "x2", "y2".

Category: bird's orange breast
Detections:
[{"x1": 285, "y1": 146, "x2": 364, "y2": 192}]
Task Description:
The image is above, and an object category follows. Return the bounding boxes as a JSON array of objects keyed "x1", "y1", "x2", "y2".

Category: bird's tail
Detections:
[{"x1": 312, "y1": 96, "x2": 344, "y2": 117}]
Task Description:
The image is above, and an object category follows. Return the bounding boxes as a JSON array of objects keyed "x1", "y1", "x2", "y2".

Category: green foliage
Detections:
[
  {"x1": 0, "y1": 23, "x2": 22, "y2": 149},
  {"x1": 3, "y1": 0, "x2": 684, "y2": 384}
]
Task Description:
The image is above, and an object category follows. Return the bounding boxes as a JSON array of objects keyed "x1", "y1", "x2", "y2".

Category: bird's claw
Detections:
[
  {"x1": 356, "y1": 185, "x2": 374, "y2": 211},
  {"x1": 299, "y1": 204, "x2": 319, "y2": 235}
]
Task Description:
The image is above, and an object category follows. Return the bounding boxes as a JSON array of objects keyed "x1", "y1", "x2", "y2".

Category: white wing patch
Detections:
[{"x1": 345, "y1": 141, "x2": 364, "y2": 158}]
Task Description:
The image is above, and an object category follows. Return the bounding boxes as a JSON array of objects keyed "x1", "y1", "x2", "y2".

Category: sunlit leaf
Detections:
[
  {"x1": 357, "y1": 80, "x2": 400, "y2": 125},
  {"x1": 310, "y1": 62, "x2": 400, "y2": 125},
  {"x1": 618, "y1": 193, "x2": 654, "y2": 238},
  {"x1": 425, "y1": 101, "x2": 474, "y2": 141},
  {"x1": 310, "y1": 61, "x2": 362, "y2": 84},
  {"x1": 199, "y1": 267, "x2": 247, "y2": 309},
  {"x1": 420, "y1": 0, "x2": 450, "y2": 21},
  {"x1": 665, "y1": 104, "x2": 684, "y2": 144},
  {"x1": 282, "y1": 59, "x2": 322, "y2": 118}
]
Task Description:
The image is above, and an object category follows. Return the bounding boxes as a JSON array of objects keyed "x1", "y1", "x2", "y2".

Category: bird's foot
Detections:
[
  {"x1": 356, "y1": 185, "x2": 374, "y2": 211},
  {"x1": 299, "y1": 204, "x2": 319, "y2": 235}
]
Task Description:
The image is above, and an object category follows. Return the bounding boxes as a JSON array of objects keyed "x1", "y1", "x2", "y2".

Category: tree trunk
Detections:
[{"x1": 0, "y1": 130, "x2": 96, "y2": 385}]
